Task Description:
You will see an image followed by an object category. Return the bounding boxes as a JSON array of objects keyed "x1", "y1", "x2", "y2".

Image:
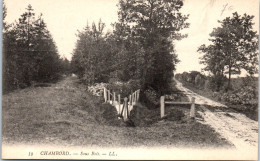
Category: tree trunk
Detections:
[{"x1": 227, "y1": 67, "x2": 231, "y2": 91}]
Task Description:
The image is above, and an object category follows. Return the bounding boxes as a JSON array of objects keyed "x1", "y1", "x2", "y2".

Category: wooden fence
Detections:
[
  {"x1": 103, "y1": 87, "x2": 140, "y2": 120},
  {"x1": 160, "y1": 96, "x2": 196, "y2": 119}
]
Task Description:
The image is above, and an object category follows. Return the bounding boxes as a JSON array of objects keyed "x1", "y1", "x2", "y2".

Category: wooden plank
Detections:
[
  {"x1": 160, "y1": 96, "x2": 165, "y2": 118},
  {"x1": 124, "y1": 97, "x2": 128, "y2": 120},
  {"x1": 165, "y1": 101, "x2": 191, "y2": 105},
  {"x1": 136, "y1": 89, "x2": 140, "y2": 101},
  {"x1": 118, "y1": 94, "x2": 121, "y2": 114},
  {"x1": 129, "y1": 95, "x2": 132, "y2": 105},
  {"x1": 190, "y1": 97, "x2": 195, "y2": 118},
  {"x1": 132, "y1": 93, "x2": 135, "y2": 105},
  {"x1": 104, "y1": 88, "x2": 107, "y2": 103},
  {"x1": 113, "y1": 92, "x2": 116, "y2": 104},
  {"x1": 108, "y1": 90, "x2": 110, "y2": 102}
]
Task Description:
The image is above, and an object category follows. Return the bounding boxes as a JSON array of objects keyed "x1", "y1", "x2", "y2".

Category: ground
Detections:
[{"x1": 2, "y1": 76, "x2": 232, "y2": 148}]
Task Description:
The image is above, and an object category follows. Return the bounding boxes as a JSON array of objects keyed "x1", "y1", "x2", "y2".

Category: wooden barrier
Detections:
[
  {"x1": 103, "y1": 87, "x2": 140, "y2": 120},
  {"x1": 108, "y1": 90, "x2": 111, "y2": 102},
  {"x1": 160, "y1": 95, "x2": 195, "y2": 119},
  {"x1": 129, "y1": 95, "x2": 132, "y2": 105},
  {"x1": 118, "y1": 94, "x2": 121, "y2": 114},
  {"x1": 113, "y1": 92, "x2": 116, "y2": 105},
  {"x1": 104, "y1": 88, "x2": 107, "y2": 102},
  {"x1": 160, "y1": 96, "x2": 165, "y2": 118},
  {"x1": 136, "y1": 89, "x2": 140, "y2": 101},
  {"x1": 190, "y1": 97, "x2": 195, "y2": 118},
  {"x1": 124, "y1": 97, "x2": 128, "y2": 119}
]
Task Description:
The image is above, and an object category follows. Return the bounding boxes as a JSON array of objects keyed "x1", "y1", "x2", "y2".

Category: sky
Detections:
[{"x1": 4, "y1": 0, "x2": 259, "y2": 74}]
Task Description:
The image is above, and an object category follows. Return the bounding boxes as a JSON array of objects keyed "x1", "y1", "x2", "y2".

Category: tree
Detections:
[
  {"x1": 71, "y1": 20, "x2": 116, "y2": 84},
  {"x1": 3, "y1": 4, "x2": 62, "y2": 92},
  {"x1": 116, "y1": 0, "x2": 189, "y2": 93},
  {"x1": 198, "y1": 12, "x2": 258, "y2": 90}
]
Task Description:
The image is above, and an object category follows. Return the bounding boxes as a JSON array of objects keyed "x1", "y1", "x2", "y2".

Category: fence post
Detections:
[
  {"x1": 129, "y1": 95, "x2": 132, "y2": 106},
  {"x1": 136, "y1": 89, "x2": 140, "y2": 102},
  {"x1": 124, "y1": 97, "x2": 128, "y2": 120},
  {"x1": 132, "y1": 92, "x2": 135, "y2": 105},
  {"x1": 160, "y1": 96, "x2": 165, "y2": 118},
  {"x1": 190, "y1": 97, "x2": 195, "y2": 119},
  {"x1": 104, "y1": 88, "x2": 107, "y2": 103},
  {"x1": 108, "y1": 90, "x2": 111, "y2": 102},
  {"x1": 113, "y1": 92, "x2": 116, "y2": 105},
  {"x1": 134, "y1": 91, "x2": 137, "y2": 103},
  {"x1": 118, "y1": 94, "x2": 121, "y2": 114},
  {"x1": 132, "y1": 93, "x2": 135, "y2": 105}
]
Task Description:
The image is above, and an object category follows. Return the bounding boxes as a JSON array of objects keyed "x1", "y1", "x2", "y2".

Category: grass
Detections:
[{"x1": 2, "y1": 76, "x2": 233, "y2": 148}]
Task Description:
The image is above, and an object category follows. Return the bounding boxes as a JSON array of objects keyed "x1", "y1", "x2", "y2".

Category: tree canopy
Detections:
[
  {"x1": 3, "y1": 4, "x2": 68, "y2": 92},
  {"x1": 198, "y1": 12, "x2": 258, "y2": 90},
  {"x1": 71, "y1": 0, "x2": 189, "y2": 94}
]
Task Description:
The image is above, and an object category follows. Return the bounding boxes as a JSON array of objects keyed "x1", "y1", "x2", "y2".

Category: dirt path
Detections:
[
  {"x1": 173, "y1": 78, "x2": 258, "y2": 151},
  {"x1": 174, "y1": 78, "x2": 227, "y2": 107}
]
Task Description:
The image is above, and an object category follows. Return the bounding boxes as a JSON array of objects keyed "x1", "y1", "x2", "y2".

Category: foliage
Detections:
[
  {"x1": 175, "y1": 71, "x2": 228, "y2": 91},
  {"x1": 198, "y1": 12, "x2": 259, "y2": 90},
  {"x1": 71, "y1": 20, "x2": 116, "y2": 84},
  {"x1": 107, "y1": 79, "x2": 141, "y2": 98},
  {"x1": 3, "y1": 4, "x2": 68, "y2": 92},
  {"x1": 175, "y1": 71, "x2": 207, "y2": 89},
  {"x1": 220, "y1": 76, "x2": 258, "y2": 108},
  {"x1": 176, "y1": 72, "x2": 258, "y2": 120},
  {"x1": 141, "y1": 87, "x2": 160, "y2": 109},
  {"x1": 71, "y1": 0, "x2": 189, "y2": 95},
  {"x1": 116, "y1": 0, "x2": 189, "y2": 93}
]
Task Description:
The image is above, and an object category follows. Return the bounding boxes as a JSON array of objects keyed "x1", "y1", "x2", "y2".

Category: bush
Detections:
[
  {"x1": 220, "y1": 85, "x2": 257, "y2": 106},
  {"x1": 219, "y1": 84, "x2": 258, "y2": 120},
  {"x1": 142, "y1": 87, "x2": 160, "y2": 109},
  {"x1": 87, "y1": 83, "x2": 108, "y2": 96},
  {"x1": 107, "y1": 79, "x2": 141, "y2": 98}
]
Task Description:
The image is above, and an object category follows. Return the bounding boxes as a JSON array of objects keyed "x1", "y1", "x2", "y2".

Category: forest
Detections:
[{"x1": 3, "y1": 4, "x2": 70, "y2": 93}]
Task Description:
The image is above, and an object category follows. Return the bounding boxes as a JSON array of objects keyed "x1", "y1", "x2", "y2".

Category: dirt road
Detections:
[
  {"x1": 174, "y1": 78, "x2": 227, "y2": 107},
  {"x1": 174, "y1": 78, "x2": 258, "y2": 151}
]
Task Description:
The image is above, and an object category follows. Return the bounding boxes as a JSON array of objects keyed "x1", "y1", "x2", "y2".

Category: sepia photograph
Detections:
[{"x1": 1, "y1": 0, "x2": 258, "y2": 160}]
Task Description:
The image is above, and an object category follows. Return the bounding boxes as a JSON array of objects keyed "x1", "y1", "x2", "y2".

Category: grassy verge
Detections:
[{"x1": 2, "y1": 76, "x2": 233, "y2": 148}]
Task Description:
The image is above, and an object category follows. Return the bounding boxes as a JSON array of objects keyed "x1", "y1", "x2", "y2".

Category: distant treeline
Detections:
[
  {"x1": 3, "y1": 4, "x2": 70, "y2": 92},
  {"x1": 71, "y1": 0, "x2": 189, "y2": 94}
]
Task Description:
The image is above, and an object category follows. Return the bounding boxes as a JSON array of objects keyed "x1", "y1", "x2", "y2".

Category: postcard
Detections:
[{"x1": 2, "y1": 0, "x2": 258, "y2": 160}]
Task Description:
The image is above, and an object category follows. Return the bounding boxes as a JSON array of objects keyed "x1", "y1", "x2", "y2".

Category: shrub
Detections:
[
  {"x1": 107, "y1": 79, "x2": 141, "y2": 98},
  {"x1": 220, "y1": 85, "x2": 257, "y2": 105},
  {"x1": 142, "y1": 87, "x2": 160, "y2": 109}
]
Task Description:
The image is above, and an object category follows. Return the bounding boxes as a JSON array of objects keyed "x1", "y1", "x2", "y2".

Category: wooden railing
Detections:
[
  {"x1": 160, "y1": 96, "x2": 196, "y2": 119},
  {"x1": 103, "y1": 87, "x2": 140, "y2": 120}
]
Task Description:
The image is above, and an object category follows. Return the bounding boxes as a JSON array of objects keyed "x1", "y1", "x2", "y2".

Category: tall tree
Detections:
[
  {"x1": 198, "y1": 12, "x2": 258, "y2": 90},
  {"x1": 116, "y1": 0, "x2": 189, "y2": 93},
  {"x1": 71, "y1": 20, "x2": 115, "y2": 84},
  {"x1": 3, "y1": 4, "x2": 62, "y2": 92}
]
